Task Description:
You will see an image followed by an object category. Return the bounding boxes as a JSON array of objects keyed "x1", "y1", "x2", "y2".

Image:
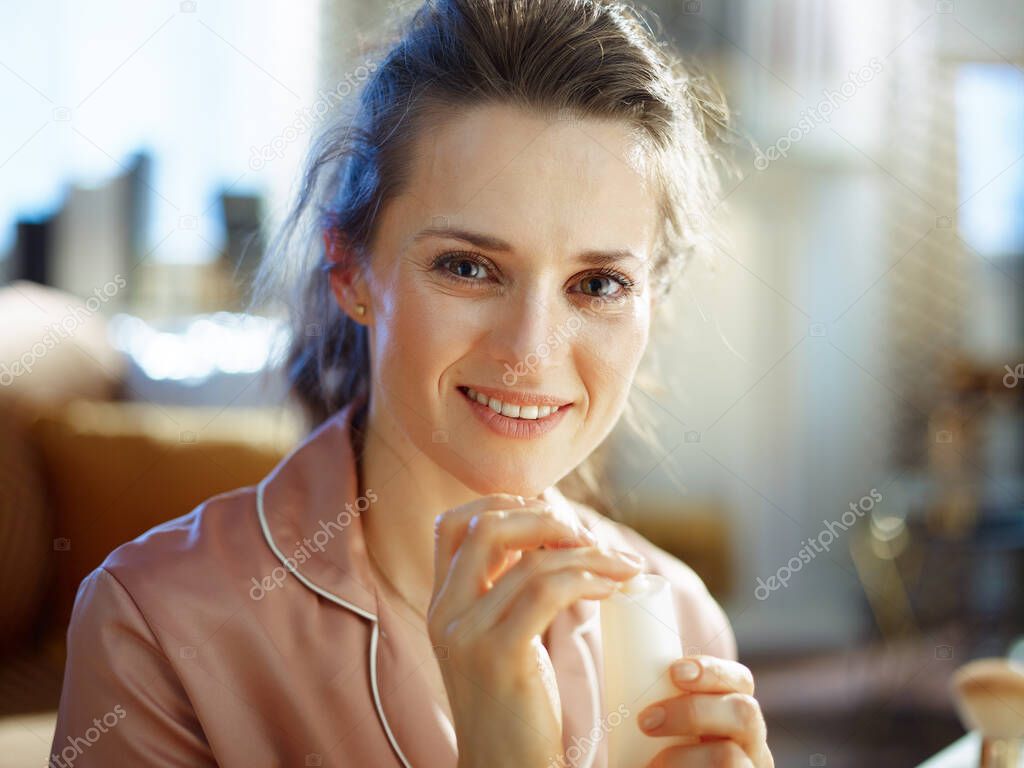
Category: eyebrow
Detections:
[{"x1": 410, "y1": 226, "x2": 644, "y2": 266}]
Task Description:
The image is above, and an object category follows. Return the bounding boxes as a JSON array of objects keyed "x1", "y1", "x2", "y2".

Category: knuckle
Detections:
[
  {"x1": 467, "y1": 511, "x2": 500, "y2": 540},
  {"x1": 435, "y1": 513, "x2": 456, "y2": 538},
  {"x1": 740, "y1": 664, "x2": 756, "y2": 694},
  {"x1": 594, "y1": 545, "x2": 629, "y2": 568},
  {"x1": 537, "y1": 506, "x2": 566, "y2": 530},
  {"x1": 729, "y1": 693, "x2": 762, "y2": 733},
  {"x1": 466, "y1": 512, "x2": 487, "y2": 533}
]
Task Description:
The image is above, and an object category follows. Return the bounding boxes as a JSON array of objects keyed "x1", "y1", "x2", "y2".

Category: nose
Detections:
[{"x1": 487, "y1": 285, "x2": 569, "y2": 379}]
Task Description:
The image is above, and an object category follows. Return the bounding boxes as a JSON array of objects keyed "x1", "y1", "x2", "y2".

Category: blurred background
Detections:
[{"x1": 0, "y1": 0, "x2": 1021, "y2": 765}]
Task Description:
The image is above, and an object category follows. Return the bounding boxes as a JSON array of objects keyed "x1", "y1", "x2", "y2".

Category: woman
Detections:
[{"x1": 51, "y1": 0, "x2": 772, "y2": 766}]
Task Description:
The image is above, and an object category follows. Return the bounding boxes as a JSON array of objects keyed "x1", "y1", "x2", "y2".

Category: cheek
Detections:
[
  {"x1": 372, "y1": 284, "x2": 475, "y2": 398},
  {"x1": 376, "y1": 295, "x2": 430, "y2": 374},
  {"x1": 574, "y1": 304, "x2": 650, "y2": 399}
]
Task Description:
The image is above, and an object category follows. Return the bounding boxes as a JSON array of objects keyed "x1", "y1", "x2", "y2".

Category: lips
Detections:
[
  {"x1": 457, "y1": 386, "x2": 572, "y2": 420},
  {"x1": 457, "y1": 385, "x2": 571, "y2": 439},
  {"x1": 457, "y1": 384, "x2": 572, "y2": 409}
]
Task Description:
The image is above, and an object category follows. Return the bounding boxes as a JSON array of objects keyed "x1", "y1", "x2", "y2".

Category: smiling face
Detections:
[{"x1": 337, "y1": 102, "x2": 660, "y2": 498}]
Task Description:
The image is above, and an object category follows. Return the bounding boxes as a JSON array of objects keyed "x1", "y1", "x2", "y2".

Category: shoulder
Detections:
[
  {"x1": 101, "y1": 485, "x2": 259, "y2": 581},
  {"x1": 59, "y1": 488, "x2": 287, "y2": 729},
  {"x1": 572, "y1": 502, "x2": 738, "y2": 662},
  {"x1": 81, "y1": 485, "x2": 271, "y2": 639}
]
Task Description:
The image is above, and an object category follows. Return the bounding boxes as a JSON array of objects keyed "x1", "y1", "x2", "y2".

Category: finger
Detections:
[
  {"x1": 466, "y1": 544, "x2": 644, "y2": 628},
  {"x1": 638, "y1": 692, "x2": 767, "y2": 757},
  {"x1": 647, "y1": 740, "x2": 755, "y2": 768},
  {"x1": 437, "y1": 507, "x2": 599, "y2": 611},
  {"x1": 669, "y1": 655, "x2": 755, "y2": 696},
  {"x1": 432, "y1": 494, "x2": 529, "y2": 596},
  {"x1": 498, "y1": 567, "x2": 622, "y2": 643},
  {"x1": 433, "y1": 493, "x2": 590, "y2": 593},
  {"x1": 497, "y1": 547, "x2": 523, "y2": 578}
]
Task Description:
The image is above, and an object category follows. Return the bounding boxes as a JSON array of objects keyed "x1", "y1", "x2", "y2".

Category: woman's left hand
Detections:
[{"x1": 637, "y1": 654, "x2": 774, "y2": 767}]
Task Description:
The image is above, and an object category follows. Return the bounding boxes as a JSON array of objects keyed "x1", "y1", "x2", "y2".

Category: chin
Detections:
[
  {"x1": 436, "y1": 449, "x2": 564, "y2": 500},
  {"x1": 468, "y1": 475, "x2": 551, "y2": 499}
]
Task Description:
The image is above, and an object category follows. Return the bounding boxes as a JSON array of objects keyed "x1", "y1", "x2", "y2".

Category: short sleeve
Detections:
[{"x1": 49, "y1": 567, "x2": 217, "y2": 767}]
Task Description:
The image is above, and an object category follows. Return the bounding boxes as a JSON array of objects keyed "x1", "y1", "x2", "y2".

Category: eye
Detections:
[
  {"x1": 573, "y1": 269, "x2": 635, "y2": 299},
  {"x1": 428, "y1": 250, "x2": 636, "y2": 301},
  {"x1": 431, "y1": 251, "x2": 494, "y2": 282}
]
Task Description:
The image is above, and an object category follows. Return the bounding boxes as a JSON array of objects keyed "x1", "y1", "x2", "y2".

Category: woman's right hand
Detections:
[{"x1": 429, "y1": 493, "x2": 645, "y2": 768}]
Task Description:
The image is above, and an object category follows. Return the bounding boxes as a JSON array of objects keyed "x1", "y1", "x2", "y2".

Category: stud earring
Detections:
[{"x1": 355, "y1": 303, "x2": 366, "y2": 316}]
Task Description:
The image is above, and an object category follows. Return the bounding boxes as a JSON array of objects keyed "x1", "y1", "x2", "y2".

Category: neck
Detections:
[{"x1": 356, "y1": 394, "x2": 482, "y2": 619}]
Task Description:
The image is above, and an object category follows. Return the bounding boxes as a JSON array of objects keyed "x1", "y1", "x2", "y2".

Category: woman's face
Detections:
[{"x1": 348, "y1": 103, "x2": 659, "y2": 498}]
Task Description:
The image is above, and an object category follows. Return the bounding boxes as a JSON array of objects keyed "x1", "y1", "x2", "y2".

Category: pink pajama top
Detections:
[{"x1": 50, "y1": 391, "x2": 736, "y2": 767}]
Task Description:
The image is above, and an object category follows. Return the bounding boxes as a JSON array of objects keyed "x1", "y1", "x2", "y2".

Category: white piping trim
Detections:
[
  {"x1": 255, "y1": 480, "x2": 414, "y2": 768},
  {"x1": 370, "y1": 622, "x2": 415, "y2": 768},
  {"x1": 255, "y1": 479, "x2": 377, "y2": 622}
]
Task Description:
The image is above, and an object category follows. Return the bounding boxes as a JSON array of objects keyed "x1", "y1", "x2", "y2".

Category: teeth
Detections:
[{"x1": 465, "y1": 388, "x2": 559, "y2": 420}]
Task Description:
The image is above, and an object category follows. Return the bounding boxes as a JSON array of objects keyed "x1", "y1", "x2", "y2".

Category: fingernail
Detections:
[
  {"x1": 615, "y1": 549, "x2": 645, "y2": 569},
  {"x1": 672, "y1": 660, "x2": 700, "y2": 682},
  {"x1": 638, "y1": 706, "x2": 665, "y2": 731}
]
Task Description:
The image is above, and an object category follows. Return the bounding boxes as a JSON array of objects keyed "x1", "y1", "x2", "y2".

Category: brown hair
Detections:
[{"x1": 248, "y1": 0, "x2": 732, "y2": 517}]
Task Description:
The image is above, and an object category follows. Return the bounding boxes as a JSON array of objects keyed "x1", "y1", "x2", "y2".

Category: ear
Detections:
[{"x1": 323, "y1": 229, "x2": 370, "y2": 322}]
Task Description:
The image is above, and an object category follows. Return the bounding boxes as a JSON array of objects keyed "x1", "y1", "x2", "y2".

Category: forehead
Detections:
[{"x1": 388, "y1": 103, "x2": 659, "y2": 259}]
